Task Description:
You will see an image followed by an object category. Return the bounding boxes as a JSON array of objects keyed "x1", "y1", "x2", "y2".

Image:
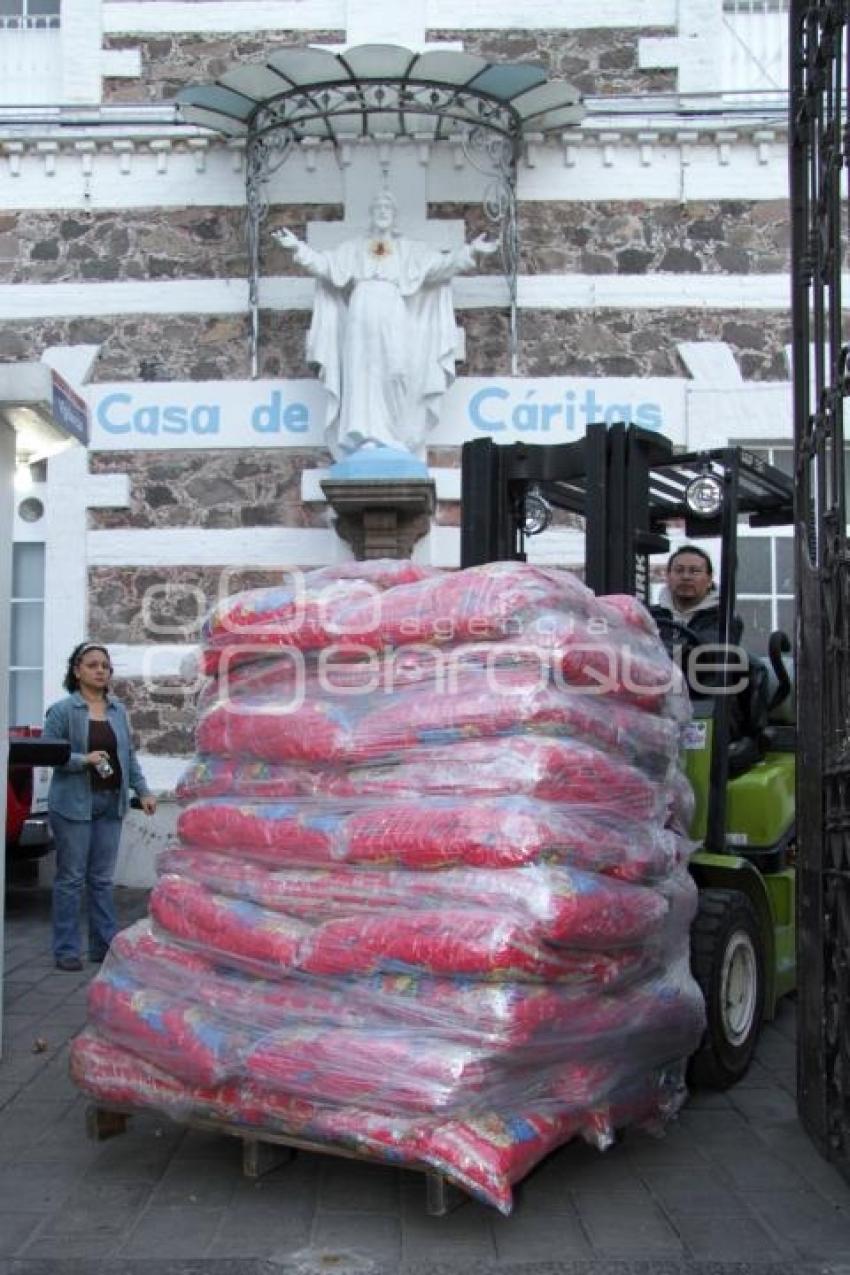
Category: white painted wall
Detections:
[
  {"x1": 102, "y1": 0, "x2": 346, "y2": 33},
  {"x1": 0, "y1": 31, "x2": 62, "y2": 106},
  {"x1": 0, "y1": 130, "x2": 789, "y2": 212},
  {"x1": 101, "y1": 0, "x2": 677, "y2": 35},
  {"x1": 0, "y1": 422, "x2": 14, "y2": 1053},
  {"x1": 0, "y1": 271, "x2": 805, "y2": 320},
  {"x1": 61, "y1": 0, "x2": 106, "y2": 104}
]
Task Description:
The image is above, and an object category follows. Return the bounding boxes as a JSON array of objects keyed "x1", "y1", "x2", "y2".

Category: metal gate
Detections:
[{"x1": 790, "y1": 0, "x2": 850, "y2": 1180}]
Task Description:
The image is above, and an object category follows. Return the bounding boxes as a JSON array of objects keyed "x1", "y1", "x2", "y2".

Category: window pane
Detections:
[
  {"x1": 775, "y1": 538, "x2": 794, "y2": 593},
  {"x1": 12, "y1": 543, "x2": 44, "y2": 598},
  {"x1": 777, "y1": 598, "x2": 795, "y2": 641},
  {"x1": 10, "y1": 601, "x2": 43, "y2": 666},
  {"x1": 736, "y1": 599, "x2": 773, "y2": 655},
  {"x1": 10, "y1": 669, "x2": 43, "y2": 727},
  {"x1": 770, "y1": 448, "x2": 793, "y2": 477},
  {"x1": 737, "y1": 538, "x2": 772, "y2": 593},
  {"x1": 27, "y1": 0, "x2": 60, "y2": 12},
  {"x1": 0, "y1": 2, "x2": 23, "y2": 14}
]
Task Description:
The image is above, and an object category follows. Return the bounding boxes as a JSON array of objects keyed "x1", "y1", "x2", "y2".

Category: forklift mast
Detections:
[
  {"x1": 461, "y1": 422, "x2": 671, "y2": 598},
  {"x1": 790, "y1": 0, "x2": 850, "y2": 1182},
  {"x1": 460, "y1": 422, "x2": 795, "y2": 861}
]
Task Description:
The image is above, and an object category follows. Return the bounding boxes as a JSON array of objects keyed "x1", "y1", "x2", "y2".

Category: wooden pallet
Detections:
[{"x1": 85, "y1": 1103, "x2": 466, "y2": 1217}]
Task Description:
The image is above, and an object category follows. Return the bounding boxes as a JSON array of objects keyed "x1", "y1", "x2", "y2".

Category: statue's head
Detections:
[{"x1": 369, "y1": 189, "x2": 398, "y2": 234}]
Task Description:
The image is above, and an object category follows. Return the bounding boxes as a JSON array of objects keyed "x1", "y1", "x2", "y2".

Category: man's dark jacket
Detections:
[
  {"x1": 649, "y1": 598, "x2": 743, "y2": 648},
  {"x1": 650, "y1": 593, "x2": 761, "y2": 752}
]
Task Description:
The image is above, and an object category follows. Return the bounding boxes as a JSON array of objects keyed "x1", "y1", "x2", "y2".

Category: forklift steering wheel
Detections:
[
  {"x1": 654, "y1": 615, "x2": 746, "y2": 704},
  {"x1": 653, "y1": 615, "x2": 703, "y2": 660}
]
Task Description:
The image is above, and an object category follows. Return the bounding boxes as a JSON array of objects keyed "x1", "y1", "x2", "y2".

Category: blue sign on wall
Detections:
[{"x1": 51, "y1": 371, "x2": 89, "y2": 446}]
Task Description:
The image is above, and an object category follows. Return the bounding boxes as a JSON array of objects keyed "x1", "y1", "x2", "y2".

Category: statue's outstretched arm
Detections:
[
  {"x1": 273, "y1": 227, "x2": 302, "y2": 252},
  {"x1": 469, "y1": 233, "x2": 500, "y2": 257},
  {"x1": 273, "y1": 227, "x2": 341, "y2": 284},
  {"x1": 419, "y1": 232, "x2": 501, "y2": 285}
]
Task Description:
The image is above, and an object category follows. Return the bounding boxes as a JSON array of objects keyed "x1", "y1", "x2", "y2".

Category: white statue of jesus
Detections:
[{"x1": 274, "y1": 190, "x2": 498, "y2": 457}]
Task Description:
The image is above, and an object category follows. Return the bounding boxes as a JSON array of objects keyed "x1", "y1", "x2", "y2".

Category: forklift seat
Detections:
[
  {"x1": 760, "y1": 631, "x2": 796, "y2": 753},
  {"x1": 726, "y1": 655, "x2": 771, "y2": 777},
  {"x1": 728, "y1": 632, "x2": 795, "y2": 772}
]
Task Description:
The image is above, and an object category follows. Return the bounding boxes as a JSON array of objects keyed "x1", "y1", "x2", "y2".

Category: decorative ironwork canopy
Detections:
[
  {"x1": 176, "y1": 44, "x2": 584, "y2": 141},
  {"x1": 176, "y1": 44, "x2": 585, "y2": 376}
]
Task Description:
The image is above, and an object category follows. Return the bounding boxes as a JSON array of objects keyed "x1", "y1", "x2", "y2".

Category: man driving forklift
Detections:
[
  {"x1": 651, "y1": 545, "x2": 743, "y2": 647},
  {"x1": 651, "y1": 544, "x2": 763, "y2": 766}
]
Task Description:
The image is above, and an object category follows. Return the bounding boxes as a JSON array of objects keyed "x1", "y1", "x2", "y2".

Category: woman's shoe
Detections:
[{"x1": 55, "y1": 956, "x2": 83, "y2": 972}]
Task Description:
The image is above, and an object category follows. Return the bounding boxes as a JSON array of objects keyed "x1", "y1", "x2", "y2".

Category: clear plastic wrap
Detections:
[
  {"x1": 149, "y1": 873, "x2": 655, "y2": 984},
  {"x1": 197, "y1": 630, "x2": 683, "y2": 723},
  {"x1": 72, "y1": 559, "x2": 704, "y2": 1214},
  {"x1": 196, "y1": 670, "x2": 681, "y2": 777},
  {"x1": 203, "y1": 561, "x2": 597, "y2": 655},
  {"x1": 174, "y1": 794, "x2": 685, "y2": 879},
  {"x1": 108, "y1": 919, "x2": 704, "y2": 1054},
  {"x1": 178, "y1": 737, "x2": 668, "y2": 814},
  {"x1": 157, "y1": 847, "x2": 671, "y2": 946},
  {"x1": 70, "y1": 1027, "x2": 687, "y2": 1214}
]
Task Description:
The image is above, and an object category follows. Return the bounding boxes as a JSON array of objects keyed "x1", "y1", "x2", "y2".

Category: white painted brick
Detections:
[{"x1": 102, "y1": 47, "x2": 142, "y2": 80}]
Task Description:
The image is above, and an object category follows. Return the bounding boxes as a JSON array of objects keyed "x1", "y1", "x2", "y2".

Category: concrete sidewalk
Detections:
[{"x1": 1, "y1": 882, "x2": 849, "y2": 1275}]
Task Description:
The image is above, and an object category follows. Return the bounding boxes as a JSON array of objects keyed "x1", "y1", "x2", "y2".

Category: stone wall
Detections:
[
  {"x1": 102, "y1": 27, "x2": 674, "y2": 101},
  {"x1": 516, "y1": 202, "x2": 791, "y2": 276},
  {"x1": 512, "y1": 309, "x2": 792, "y2": 381},
  {"x1": 0, "y1": 312, "x2": 310, "y2": 380},
  {"x1": 102, "y1": 32, "x2": 344, "y2": 101},
  {"x1": 88, "y1": 447, "x2": 332, "y2": 529},
  {"x1": 0, "y1": 205, "x2": 343, "y2": 285},
  {"x1": 88, "y1": 564, "x2": 284, "y2": 645},
  {"x1": 471, "y1": 309, "x2": 793, "y2": 380},
  {"x1": 429, "y1": 28, "x2": 676, "y2": 95},
  {"x1": 0, "y1": 202, "x2": 790, "y2": 284},
  {"x1": 431, "y1": 201, "x2": 793, "y2": 276},
  {"x1": 2, "y1": 308, "x2": 792, "y2": 381},
  {"x1": 0, "y1": 195, "x2": 792, "y2": 379},
  {"x1": 110, "y1": 674, "x2": 198, "y2": 756}
]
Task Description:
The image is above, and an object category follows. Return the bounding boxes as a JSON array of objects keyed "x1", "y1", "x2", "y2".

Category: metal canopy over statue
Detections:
[
  {"x1": 175, "y1": 42, "x2": 585, "y2": 408},
  {"x1": 275, "y1": 190, "x2": 498, "y2": 456}
]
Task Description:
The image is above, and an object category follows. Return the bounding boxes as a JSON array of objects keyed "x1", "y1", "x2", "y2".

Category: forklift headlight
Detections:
[
  {"x1": 523, "y1": 487, "x2": 552, "y2": 536},
  {"x1": 684, "y1": 473, "x2": 724, "y2": 518}
]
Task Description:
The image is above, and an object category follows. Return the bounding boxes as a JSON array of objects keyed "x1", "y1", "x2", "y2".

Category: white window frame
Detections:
[
  {"x1": 0, "y1": 0, "x2": 61, "y2": 30},
  {"x1": 9, "y1": 541, "x2": 45, "y2": 728},
  {"x1": 736, "y1": 440, "x2": 794, "y2": 647}
]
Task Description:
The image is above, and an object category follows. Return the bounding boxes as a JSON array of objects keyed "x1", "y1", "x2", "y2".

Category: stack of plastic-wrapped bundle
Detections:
[{"x1": 71, "y1": 559, "x2": 706, "y2": 1213}]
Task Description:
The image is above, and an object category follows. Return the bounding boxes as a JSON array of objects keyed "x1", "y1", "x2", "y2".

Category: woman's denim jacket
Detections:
[{"x1": 44, "y1": 692, "x2": 151, "y2": 821}]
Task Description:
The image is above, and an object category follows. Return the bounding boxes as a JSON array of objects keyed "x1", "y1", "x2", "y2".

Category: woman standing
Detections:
[{"x1": 45, "y1": 642, "x2": 156, "y2": 971}]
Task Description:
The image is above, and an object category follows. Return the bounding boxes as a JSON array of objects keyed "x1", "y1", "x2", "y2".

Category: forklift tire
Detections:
[{"x1": 688, "y1": 888, "x2": 765, "y2": 1090}]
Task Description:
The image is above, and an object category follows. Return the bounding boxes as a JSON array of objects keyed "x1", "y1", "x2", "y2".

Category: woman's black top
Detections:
[{"x1": 88, "y1": 718, "x2": 122, "y2": 791}]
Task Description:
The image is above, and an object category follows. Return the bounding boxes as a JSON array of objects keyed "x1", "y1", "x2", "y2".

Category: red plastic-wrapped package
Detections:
[
  {"x1": 158, "y1": 847, "x2": 669, "y2": 948},
  {"x1": 176, "y1": 795, "x2": 683, "y2": 879},
  {"x1": 203, "y1": 559, "x2": 437, "y2": 657},
  {"x1": 71, "y1": 1028, "x2": 686, "y2": 1215},
  {"x1": 72, "y1": 560, "x2": 703, "y2": 1214},
  {"x1": 149, "y1": 875, "x2": 308, "y2": 976},
  {"x1": 87, "y1": 969, "x2": 248, "y2": 1086},
  {"x1": 196, "y1": 671, "x2": 679, "y2": 778}
]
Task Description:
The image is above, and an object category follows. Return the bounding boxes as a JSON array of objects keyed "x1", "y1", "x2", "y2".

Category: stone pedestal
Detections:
[{"x1": 320, "y1": 476, "x2": 436, "y2": 559}]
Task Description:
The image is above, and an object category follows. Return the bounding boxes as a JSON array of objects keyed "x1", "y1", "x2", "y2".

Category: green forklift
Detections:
[{"x1": 460, "y1": 422, "x2": 796, "y2": 1087}]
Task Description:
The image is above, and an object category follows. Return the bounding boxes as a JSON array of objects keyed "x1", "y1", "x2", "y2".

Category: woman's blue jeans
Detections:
[{"x1": 50, "y1": 791, "x2": 123, "y2": 962}]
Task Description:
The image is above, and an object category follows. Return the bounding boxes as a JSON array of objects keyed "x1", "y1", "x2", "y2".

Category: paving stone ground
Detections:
[{"x1": 1, "y1": 882, "x2": 849, "y2": 1275}]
